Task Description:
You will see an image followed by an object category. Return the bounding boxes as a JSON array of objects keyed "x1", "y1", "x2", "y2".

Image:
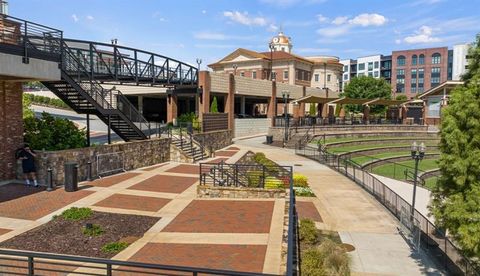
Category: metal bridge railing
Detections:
[{"x1": 296, "y1": 145, "x2": 480, "y2": 276}]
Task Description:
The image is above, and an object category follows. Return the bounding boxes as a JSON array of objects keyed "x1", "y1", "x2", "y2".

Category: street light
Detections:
[
  {"x1": 410, "y1": 141, "x2": 426, "y2": 219},
  {"x1": 196, "y1": 58, "x2": 202, "y2": 71},
  {"x1": 269, "y1": 43, "x2": 275, "y2": 80},
  {"x1": 282, "y1": 90, "x2": 290, "y2": 147}
]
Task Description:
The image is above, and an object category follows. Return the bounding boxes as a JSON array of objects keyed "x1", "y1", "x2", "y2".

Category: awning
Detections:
[
  {"x1": 418, "y1": 81, "x2": 463, "y2": 99},
  {"x1": 292, "y1": 94, "x2": 339, "y2": 104},
  {"x1": 363, "y1": 98, "x2": 409, "y2": 106},
  {"x1": 328, "y1": 97, "x2": 370, "y2": 105}
]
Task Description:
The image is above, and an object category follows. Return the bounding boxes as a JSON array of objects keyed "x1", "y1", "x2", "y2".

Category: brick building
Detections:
[{"x1": 391, "y1": 47, "x2": 449, "y2": 99}]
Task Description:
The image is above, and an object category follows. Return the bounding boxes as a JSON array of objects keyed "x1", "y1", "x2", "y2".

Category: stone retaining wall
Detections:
[
  {"x1": 20, "y1": 138, "x2": 170, "y2": 186},
  {"x1": 419, "y1": 169, "x2": 441, "y2": 180},
  {"x1": 235, "y1": 118, "x2": 271, "y2": 138},
  {"x1": 193, "y1": 129, "x2": 233, "y2": 152},
  {"x1": 327, "y1": 138, "x2": 439, "y2": 149},
  {"x1": 338, "y1": 146, "x2": 439, "y2": 158},
  {"x1": 197, "y1": 185, "x2": 285, "y2": 199}
]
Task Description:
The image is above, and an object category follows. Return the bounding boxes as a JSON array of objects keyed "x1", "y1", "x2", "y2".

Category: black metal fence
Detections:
[
  {"x1": 296, "y1": 145, "x2": 479, "y2": 276},
  {"x1": 0, "y1": 248, "x2": 277, "y2": 276},
  {"x1": 275, "y1": 116, "x2": 405, "y2": 128}
]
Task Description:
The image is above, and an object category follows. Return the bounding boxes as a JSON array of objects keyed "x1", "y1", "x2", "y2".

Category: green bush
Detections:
[
  {"x1": 302, "y1": 247, "x2": 326, "y2": 276},
  {"x1": 247, "y1": 171, "x2": 262, "y2": 188},
  {"x1": 301, "y1": 238, "x2": 350, "y2": 276},
  {"x1": 24, "y1": 112, "x2": 87, "y2": 150},
  {"x1": 82, "y1": 224, "x2": 104, "y2": 237},
  {"x1": 293, "y1": 173, "x2": 309, "y2": 187},
  {"x1": 61, "y1": 207, "x2": 93, "y2": 221},
  {"x1": 210, "y1": 96, "x2": 219, "y2": 113},
  {"x1": 101, "y1": 241, "x2": 129, "y2": 254},
  {"x1": 264, "y1": 176, "x2": 284, "y2": 189},
  {"x1": 294, "y1": 187, "x2": 315, "y2": 197},
  {"x1": 253, "y1": 152, "x2": 280, "y2": 173},
  {"x1": 299, "y1": 218, "x2": 318, "y2": 245}
]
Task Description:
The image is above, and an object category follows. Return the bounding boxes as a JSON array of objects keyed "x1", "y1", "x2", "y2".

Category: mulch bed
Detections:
[{"x1": 0, "y1": 211, "x2": 159, "y2": 259}]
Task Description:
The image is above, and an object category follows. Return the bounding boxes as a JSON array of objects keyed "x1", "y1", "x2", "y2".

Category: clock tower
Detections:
[{"x1": 270, "y1": 31, "x2": 292, "y2": 53}]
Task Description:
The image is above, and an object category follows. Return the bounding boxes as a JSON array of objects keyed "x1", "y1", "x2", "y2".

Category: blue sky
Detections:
[{"x1": 10, "y1": 0, "x2": 480, "y2": 67}]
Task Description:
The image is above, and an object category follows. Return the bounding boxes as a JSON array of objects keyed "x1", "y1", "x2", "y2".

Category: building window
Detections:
[
  {"x1": 432, "y1": 53, "x2": 441, "y2": 64},
  {"x1": 419, "y1": 54, "x2": 425, "y2": 65},
  {"x1": 432, "y1": 67, "x2": 441, "y2": 74},
  {"x1": 412, "y1": 55, "x2": 417, "y2": 65},
  {"x1": 314, "y1": 74, "x2": 319, "y2": 82},
  {"x1": 374, "y1": 61, "x2": 379, "y2": 69},
  {"x1": 358, "y1": 63, "x2": 365, "y2": 70},
  {"x1": 368, "y1": 72, "x2": 373, "y2": 77},
  {"x1": 252, "y1": 71, "x2": 257, "y2": 79},
  {"x1": 374, "y1": 71, "x2": 379, "y2": 78},
  {"x1": 344, "y1": 74, "x2": 348, "y2": 81},
  {"x1": 382, "y1": 71, "x2": 391, "y2": 78},
  {"x1": 240, "y1": 72, "x2": 245, "y2": 77},
  {"x1": 295, "y1": 70, "x2": 299, "y2": 80},
  {"x1": 358, "y1": 72, "x2": 365, "y2": 76},
  {"x1": 382, "y1": 60, "x2": 391, "y2": 69},
  {"x1": 411, "y1": 69, "x2": 417, "y2": 79},
  {"x1": 327, "y1": 74, "x2": 331, "y2": 82},
  {"x1": 271, "y1": 72, "x2": 277, "y2": 80},
  {"x1": 397, "y1": 55, "x2": 406, "y2": 66},
  {"x1": 344, "y1": 65, "x2": 348, "y2": 72},
  {"x1": 431, "y1": 67, "x2": 441, "y2": 86},
  {"x1": 368, "y1": 62, "x2": 373, "y2": 71},
  {"x1": 284, "y1": 70, "x2": 288, "y2": 79}
]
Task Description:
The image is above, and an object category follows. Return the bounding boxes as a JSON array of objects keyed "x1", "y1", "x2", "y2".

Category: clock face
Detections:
[{"x1": 273, "y1": 37, "x2": 279, "y2": 43}]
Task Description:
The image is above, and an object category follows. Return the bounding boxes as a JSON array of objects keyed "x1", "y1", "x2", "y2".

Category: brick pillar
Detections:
[
  {"x1": 422, "y1": 101, "x2": 427, "y2": 125},
  {"x1": 0, "y1": 82, "x2": 24, "y2": 181},
  {"x1": 225, "y1": 74, "x2": 235, "y2": 130},
  {"x1": 296, "y1": 86, "x2": 306, "y2": 118},
  {"x1": 268, "y1": 81, "x2": 277, "y2": 126},
  {"x1": 363, "y1": 104, "x2": 370, "y2": 124},
  {"x1": 198, "y1": 71, "x2": 211, "y2": 122},
  {"x1": 167, "y1": 92, "x2": 178, "y2": 123}
]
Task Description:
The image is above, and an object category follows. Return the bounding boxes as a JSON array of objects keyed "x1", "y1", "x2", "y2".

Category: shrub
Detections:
[
  {"x1": 293, "y1": 173, "x2": 309, "y2": 187},
  {"x1": 247, "y1": 171, "x2": 262, "y2": 188},
  {"x1": 294, "y1": 187, "x2": 315, "y2": 197},
  {"x1": 82, "y1": 224, "x2": 104, "y2": 236},
  {"x1": 253, "y1": 152, "x2": 280, "y2": 173},
  {"x1": 101, "y1": 241, "x2": 129, "y2": 254},
  {"x1": 61, "y1": 207, "x2": 93, "y2": 221},
  {"x1": 299, "y1": 218, "x2": 318, "y2": 245},
  {"x1": 302, "y1": 247, "x2": 326, "y2": 276},
  {"x1": 264, "y1": 177, "x2": 284, "y2": 189},
  {"x1": 210, "y1": 96, "x2": 219, "y2": 113},
  {"x1": 301, "y1": 239, "x2": 350, "y2": 276}
]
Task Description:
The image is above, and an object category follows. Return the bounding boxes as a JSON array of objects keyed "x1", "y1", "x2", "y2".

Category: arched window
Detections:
[
  {"x1": 419, "y1": 54, "x2": 425, "y2": 65},
  {"x1": 412, "y1": 54, "x2": 417, "y2": 65},
  {"x1": 397, "y1": 55, "x2": 406, "y2": 66},
  {"x1": 432, "y1": 53, "x2": 441, "y2": 64}
]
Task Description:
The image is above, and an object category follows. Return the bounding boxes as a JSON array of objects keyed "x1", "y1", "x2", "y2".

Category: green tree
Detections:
[
  {"x1": 210, "y1": 96, "x2": 219, "y2": 113},
  {"x1": 342, "y1": 76, "x2": 392, "y2": 114},
  {"x1": 309, "y1": 103, "x2": 316, "y2": 116},
  {"x1": 395, "y1": 94, "x2": 408, "y2": 101},
  {"x1": 22, "y1": 94, "x2": 35, "y2": 119},
  {"x1": 24, "y1": 112, "x2": 87, "y2": 150},
  {"x1": 430, "y1": 34, "x2": 480, "y2": 257},
  {"x1": 461, "y1": 34, "x2": 480, "y2": 84}
]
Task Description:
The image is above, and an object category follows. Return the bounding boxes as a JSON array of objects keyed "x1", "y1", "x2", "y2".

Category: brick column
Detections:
[
  {"x1": 363, "y1": 104, "x2": 370, "y2": 124},
  {"x1": 225, "y1": 74, "x2": 235, "y2": 130},
  {"x1": 166, "y1": 92, "x2": 178, "y2": 123},
  {"x1": 299, "y1": 86, "x2": 306, "y2": 117},
  {"x1": 198, "y1": 71, "x2": 211, "y2": 122},
  {"x1": 0, "y1": 81, "x2": 24, "y2": 181},
  {"x1": 267, "y1": 81, "x2": 277, "y2": 126}
]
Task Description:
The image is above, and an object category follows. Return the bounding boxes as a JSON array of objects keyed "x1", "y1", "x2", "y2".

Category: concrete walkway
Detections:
[{"x1": 234, "y1": 137, "x2": 444, "y2": 276}]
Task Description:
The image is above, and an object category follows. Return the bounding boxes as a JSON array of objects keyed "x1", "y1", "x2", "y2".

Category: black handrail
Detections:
[{"x1": 0, "y1": 248, "x2": 276, "y2": 276}]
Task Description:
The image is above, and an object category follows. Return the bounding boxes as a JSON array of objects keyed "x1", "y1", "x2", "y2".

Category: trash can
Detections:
[
  {"x1": 266, "y1": 135, "x2": 273, "y2": 144},
  {"x1": 64, "y1": 162, "x2": 78, "y2": 192}
]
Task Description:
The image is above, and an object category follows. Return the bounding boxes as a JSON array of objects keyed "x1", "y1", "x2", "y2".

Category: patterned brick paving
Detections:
[
  {"x1": 165, "y1": 164, "x2": 199, "y2": 175},
  {"x1": 0, "y1": 258, "x2": 79, "y2": 275},
  {"x1": 214, "y1": 151, "x2": 237, "y2": 157},
  {"x1": 296, "y1": 201, "x2": 323, "y2": 222},
  {"x1": 0, "y1": 228, "x2": 11, "y2": 235},
  {"x1": 93, "y1": 194, "x2": 171, "y2": 212},
  {"x1": 89, "y1": 172, "x2": 141, "y2": 187},
  {"x1": 226, "y1": 147, "x2": 240, "y2": 151},
  {"x1": 128, "y1": 175, "x2": 198, "y2": 194},
  {"x1": 141, "y1": 163, "x2": 167, "y2": 171},
  {"x1": 0, "y1": 187, "x2": 94, "y2": 220},
  {"x1": 127, "y1": 243, "x2": 267, "y2": 273},
  {"x1": 208, "y1": 157, "x2": 230, "y2": 164},
  {"x1": 163, "y1": 200, "x2": 274, "y2": 233},
  {"x1": 0, "y1": 184, "x2": 45, "y2": 203}
]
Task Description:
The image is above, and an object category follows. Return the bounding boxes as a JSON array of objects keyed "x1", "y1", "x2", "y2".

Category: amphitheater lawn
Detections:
[
  {"x1": 424, "y1": 177, "x2": 439, "y2": 190},
  {"x1": 327, "y1": 143, "x2": 438, "y2": 154},
  {"x1": 372, "y1": 159, "x2": 439, "y2": 180},
  {"x1": 313, "y1": 136, "x2": 436, "y2": 145},
  {"x1": 350, "y1": 151, "x2": 441, "y2": 165}
]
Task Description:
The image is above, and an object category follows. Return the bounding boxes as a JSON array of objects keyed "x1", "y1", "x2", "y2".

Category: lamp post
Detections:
[
  {"x1": 269, "y1": 43, "x2": 275, "y2": 80},
  {"x1": 410, "y1": 141, "x2": 425, "y2": 219},
  {"x1": 282, "y1": 90, "x2": 290, "y2": 147},
  {"x1": 196, "y1": 58, "x2": 202, "y2": 71}
]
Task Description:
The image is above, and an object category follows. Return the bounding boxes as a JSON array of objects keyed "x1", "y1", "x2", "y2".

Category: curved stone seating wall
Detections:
[
  {"x1": 318, "y1": 131, "x2": 438, "y2": 141},
  {"x1": 326, "y1": 138, "x2": 439, "y2": 149},
  {"x1": 361, "y1": 153, "x2": 440, "y2": 170},
  {"x1": 419, "y1": 168, "x2": 441, "y2": 180},
  {"x1": 337, "y1": 146, "x2": 439, "y2": 159}
]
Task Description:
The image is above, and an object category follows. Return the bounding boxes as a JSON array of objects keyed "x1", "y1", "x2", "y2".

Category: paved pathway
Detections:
[
  {"x1": 234, "y1": 137, "x2": 444, "y2": 276},
  {"x1": 0, "y1": 147, "x2": 284, "y2": 275}
]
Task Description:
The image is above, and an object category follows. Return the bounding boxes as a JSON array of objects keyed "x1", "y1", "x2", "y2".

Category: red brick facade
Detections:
[
  {"x1": 0, "y1": 82, "x2": 24, "y2": 181},
  {"x1": 392, "y1": 47, "x2": 448, "y2": 99}
]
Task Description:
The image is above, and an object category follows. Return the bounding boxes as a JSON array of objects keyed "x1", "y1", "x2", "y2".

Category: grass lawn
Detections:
[
  {"x1": 312, "y1": 136, "x2": 437, "y2": 145},
  {"x1": 371, "y1": 159, "x2": 439, "y2": 181},
  {"x1": 423, "y1": 177, "x2": 439, "y2": 190},
  {"x1": 327, "y1": 142, "x2": 438, "y2": 154},
  {"x1": 350, "y1": 151, "x2": 441, "y2": 165}
]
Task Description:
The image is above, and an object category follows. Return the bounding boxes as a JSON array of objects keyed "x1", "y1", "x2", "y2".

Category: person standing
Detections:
[{"x1": 16, "y1": 144, "x2": 38, "y2": 187}]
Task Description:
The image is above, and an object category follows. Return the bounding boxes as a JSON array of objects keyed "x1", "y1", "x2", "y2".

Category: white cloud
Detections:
[
  {"x1": 259, "y1": 0, "x2": 327, "y2": 8},
  {"x1": 349, "y1": 13, "x2": 387, "y2": 27},
  {"x1": 71, "y1": 14, "x2": 79, "y2": 22},
  {"x1": 223, "y1": 11, "x2": 267, "y2": 26},
  {"x1": 86, "y1": 15, "x2": 94, "y2": 21},
  {"x1": 202, "y1": 10, "x2": 207, "y2": 14},
  {"x1": 194, "y1": 31, "x2": 255, "y2": 41},
  {"x1": 410, "y1": 0, "x2": 444, "y2": 6},
  {"x1": 332, "y1": 16, "x2": 348, "y2": 25},
  {"x1": 317, "y1": 14, "x2": 328, "y2": 23},
  {"x1": 267, "y1": 24, "x2": 279, "y2": 32},
  {"x1": 317, "y1": 25, "x2": 351, "y2": 37},
  {"x1": 402, "y1": 26, "x2": 441, "y2": 44}
]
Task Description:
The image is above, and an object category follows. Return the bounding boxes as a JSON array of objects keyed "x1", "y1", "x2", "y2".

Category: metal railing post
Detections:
[
  {"x1": 87, "y1": 161, "x2": 92, "y2": 181},
  {"x1": 262, "y1": 166, "x2": 266, "y2": 188},
  {"x1": 46, "y1": 168, "x2": 53, "y2": 191},
  {"x1": 106, "y1": 263, "x2": 112, "y2": 276},
  {"x1": 28, "y1": 256, "x2": 34, "y2": 276}
]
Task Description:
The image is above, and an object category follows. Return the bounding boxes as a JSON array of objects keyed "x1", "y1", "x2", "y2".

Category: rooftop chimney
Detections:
[{"x1": 0, "y1": 1, "x2": 8, "y2": 15}]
